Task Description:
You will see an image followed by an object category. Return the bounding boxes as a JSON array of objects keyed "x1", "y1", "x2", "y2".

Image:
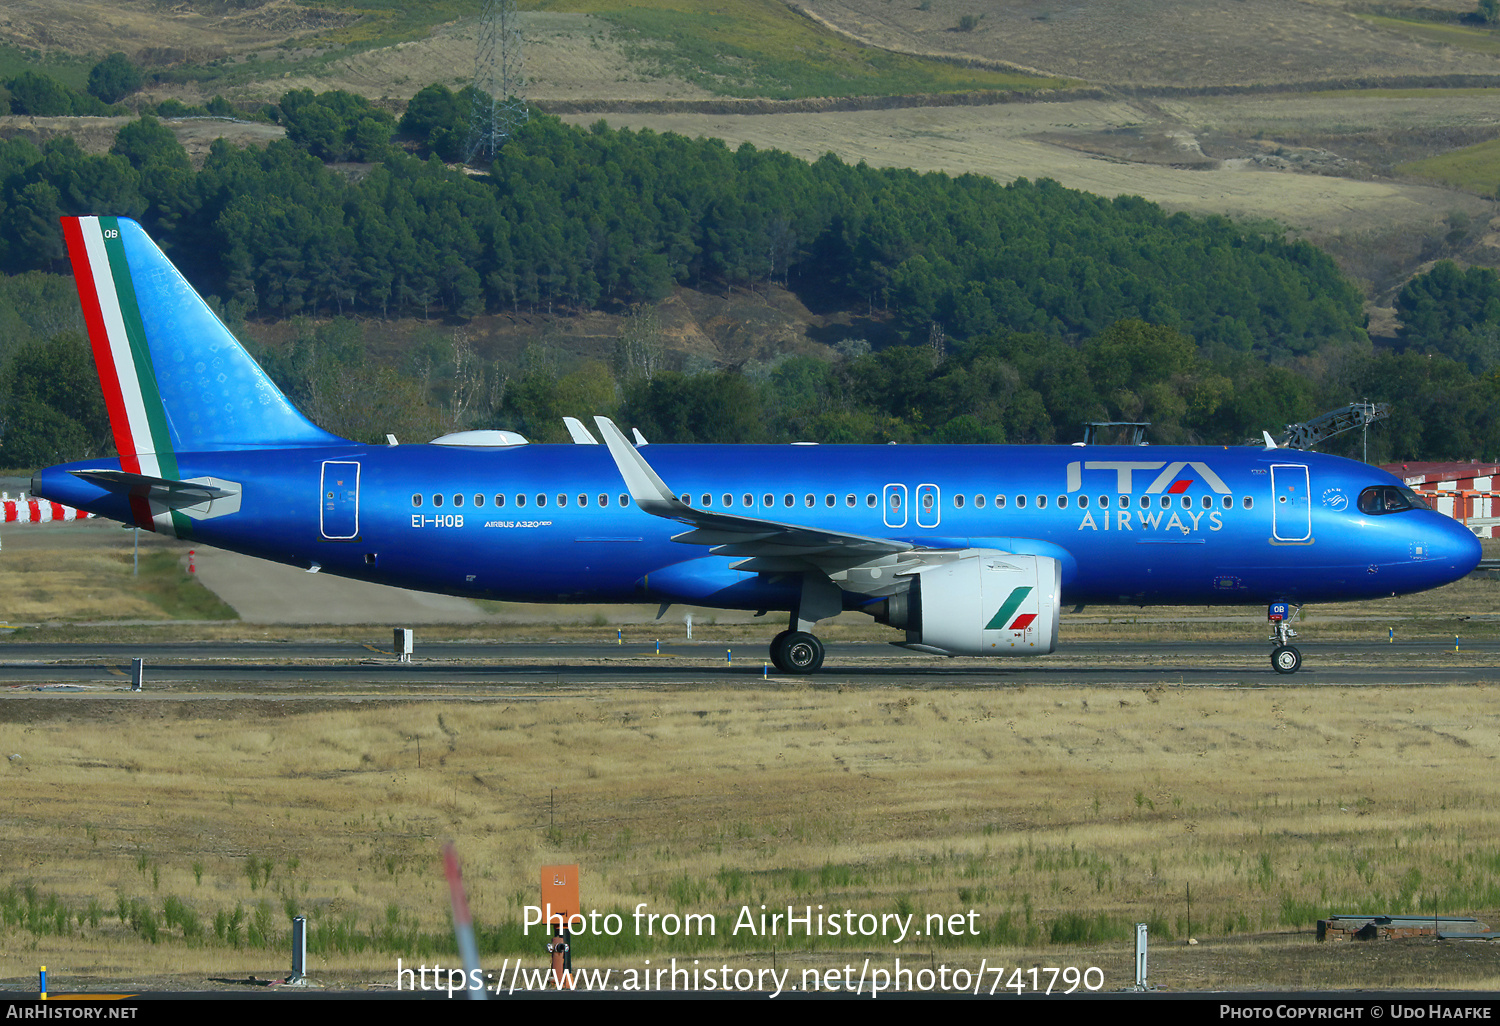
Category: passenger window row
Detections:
[
  {"x1": 960, "y1": 494, "x2": 1251, "y2": 511},
  {"x1": 411, "y1": 491, "x2": 1255, "y2": 512},
  {"x1": 413, "y1": 493, "x2": 630, "y2": 509}
]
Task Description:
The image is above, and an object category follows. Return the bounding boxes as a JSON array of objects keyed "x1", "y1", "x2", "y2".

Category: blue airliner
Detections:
[{"x1": 31, "y1": 217, "x2": 1483, "y2": 673}]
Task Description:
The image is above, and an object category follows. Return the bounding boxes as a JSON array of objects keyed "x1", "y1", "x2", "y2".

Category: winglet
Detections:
[
  {"x1": 632, "y1": 428, "x2": 649, "y2": 446},
  {"x1": 1262, "y1": 431, "x2": 1278, "y2": 450},
  {"x1": 594, "y1": 417, "x2": 684, "y2": 516},
  {"x1": 563, "y1": 417, "x2": 599, "y2": 444}
]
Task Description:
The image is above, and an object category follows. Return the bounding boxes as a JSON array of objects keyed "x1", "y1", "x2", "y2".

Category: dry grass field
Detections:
[
  {"x1": 0, "y1": 528, "x2": 1499, "y2": 991},
  {"x1": 6, "y1": 682, "x2": 1500, "y2": 991}
]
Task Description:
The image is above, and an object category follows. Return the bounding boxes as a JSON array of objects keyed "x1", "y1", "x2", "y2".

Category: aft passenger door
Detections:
[
  {"x1": 320, "y1": 460, "x2": 360, "y2": 540},
  {"x1": 1270, "y1": 463, "x2": 1311, "y2": 542}
]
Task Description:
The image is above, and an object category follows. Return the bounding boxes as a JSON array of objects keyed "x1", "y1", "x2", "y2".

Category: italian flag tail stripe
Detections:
[{"x1": 63, "y1": 215, "x2": 182, "y2": 534}]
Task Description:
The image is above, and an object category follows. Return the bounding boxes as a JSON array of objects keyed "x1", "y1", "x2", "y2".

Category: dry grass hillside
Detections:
[
  {"x1": 790, "y1": 0, "x2": 1500, "y2": 87},
  {"x1": 1, "y1": 1, "x2": 1498, "y2": 294}
]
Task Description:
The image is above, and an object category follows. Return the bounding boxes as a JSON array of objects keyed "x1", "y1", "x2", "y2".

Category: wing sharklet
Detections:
[{"x1": 563, "y1": 417, "x2": 599, "y2": 444}]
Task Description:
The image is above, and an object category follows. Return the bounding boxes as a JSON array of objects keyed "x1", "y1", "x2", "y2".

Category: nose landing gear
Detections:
[{"x1": 1269, "y1": 601, "x2": 1301, "y2": 674}]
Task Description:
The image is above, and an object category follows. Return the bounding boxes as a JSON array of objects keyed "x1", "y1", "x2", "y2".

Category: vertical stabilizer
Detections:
[{"x1": 62, "y1": 216, "x2": 343, "y2": 465}]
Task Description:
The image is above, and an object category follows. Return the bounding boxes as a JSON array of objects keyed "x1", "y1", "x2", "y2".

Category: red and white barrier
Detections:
[{"x1": 0, "y1": 493, "x2": 93, "y2": 524}]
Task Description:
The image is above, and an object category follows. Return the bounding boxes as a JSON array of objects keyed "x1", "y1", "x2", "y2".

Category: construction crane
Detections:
[
  {"x1": 1250, "y1": 402, "x2": 1390, "y2": 453},
  {"x1": 1082, "y1": 421, "x2": 1151, "y2": 446}
]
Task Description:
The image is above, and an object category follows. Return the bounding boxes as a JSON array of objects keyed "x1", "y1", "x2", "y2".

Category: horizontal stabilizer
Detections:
[{"x1": 70, "y1": 469, "x2": 237, "y2": 510}]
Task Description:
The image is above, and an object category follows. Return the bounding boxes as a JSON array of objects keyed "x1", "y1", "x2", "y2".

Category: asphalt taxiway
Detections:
[{"x1": 0, "y1": 639, "x2": 1497, "y2": 692}]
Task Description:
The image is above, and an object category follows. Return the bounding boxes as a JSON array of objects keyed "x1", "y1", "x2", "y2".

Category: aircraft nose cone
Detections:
[{"x1": 1431, "y1": 515, "x2": 1482, "y2": 577}]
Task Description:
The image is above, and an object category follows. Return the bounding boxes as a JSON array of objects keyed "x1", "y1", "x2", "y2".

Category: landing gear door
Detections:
[
  {"x1": 320, "y1": 460, "x2": 360, "y2": 540},
  {"x1": 1270, "y1": 463, "x2": 1311, "y2": 542}
]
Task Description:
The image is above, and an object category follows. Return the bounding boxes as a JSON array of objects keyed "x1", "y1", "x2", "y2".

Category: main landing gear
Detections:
[
  {"x1": 770, "y1": 630, "x2": 825, "y2": 673},
  {"x1": 1268, "y1": 601, "x2": 1301, "y2": 674},
  {"x1": 767, "y1": 574, "x2": 840, "y2": 674}
]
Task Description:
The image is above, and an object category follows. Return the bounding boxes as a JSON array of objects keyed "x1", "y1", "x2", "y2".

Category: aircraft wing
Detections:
[{"x1": 593, "y1": 417, "x2": 912, "y2": 563}]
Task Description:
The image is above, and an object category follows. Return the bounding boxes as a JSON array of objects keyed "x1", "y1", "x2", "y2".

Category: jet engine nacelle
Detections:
[{"x1": 897, "y1": 551, "x2": 1061, "y2": 657}]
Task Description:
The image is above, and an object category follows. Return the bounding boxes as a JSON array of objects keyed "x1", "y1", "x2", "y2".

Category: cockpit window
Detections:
[{"x1": 1358, "y1": 485, "x2": 1428, "y2": 515}]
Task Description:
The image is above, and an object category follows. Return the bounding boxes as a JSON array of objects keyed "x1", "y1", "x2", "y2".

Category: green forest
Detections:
[{"x1": 0, "y1": 84, "x2": 1497, "y2": 467}]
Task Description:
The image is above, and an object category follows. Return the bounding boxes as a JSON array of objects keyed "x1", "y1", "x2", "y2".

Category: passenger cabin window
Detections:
[
  {"x1": 845, "y1": 494, "x2": 856, "y2": 507},
  {"x1": 764, "y1": 494, "x2": 774, "y2": 507},
  {"x1": 1077, "y1": 495, "x2": 1088, "y2": 509},
  {"x1": 866, "y1": 494, "x2": 877, "y2": 507},
  {"x1": 702, "y1": 493, "x2": 712, "y2": 507},
  {"x1": 1057, "y1": 496, "x2": 1068, "y2": 509},
  {"x1": 805, "y1": 494, "x2": 814, "y2": 507},
  {"x1": 784, "y1": 494, "x2": 794, "y2": 508},
  {"x1": 1036, "y1": 495, "x2": 1047, "y2": 509},
  {"x1": 475, "y1": 494, "x2": 485, "y2": 507},
  {"x1": 495, "y1": 494, "x2": 506, "y2": 508},
  {"x1": 433, "y1": 494, "x2": 444, "y2": 508},
  {"x1": 516, "y1": 494, "x2": 526, "y2": 508},
  {"x1": 578, "y1": 494, "x2": 588, "y2": 507},
  {"x1": 723, "y1": 494, "x2": 733, "y2": 507},
  {"x1": 1242, "y1": 496, "x2": 1253, "y2": 510},
  {"x1": 1222, "y1": 496, "x2": 1232, "y2": 509},
  {"x1": 453, "y1": 494, "x2": 464, "y2": 507},
  {"x1": 557, "y1": 494, "x2": 567, "y2": 507},
  {"x1": 536, "y1": 494, "x2": 547, "y2": 508},
  {"x1": 976, "y1": 495, "x2": 986, "y2": 509},
  {"x1": 599, "y1": 494, "x2": 608, "y2": 507},
  {"x1": 1015, "y1": 495, "x2": 1025, "y2": 509},
  {"x1": 995, "y1": 495, "x2": 1006, "y2": 509},
  {"x1": 954, "y1": 494, "x2": 965, "y2": 509},
  {"x1": 412, "y1": 494, "x2": 423, "y2": 507},
  {"x1": 825, "y1": 494, "x2": 835, "y2": 507},
  {"x1": 619, "y1": 494, "x2": 629, "y2": 506}
]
